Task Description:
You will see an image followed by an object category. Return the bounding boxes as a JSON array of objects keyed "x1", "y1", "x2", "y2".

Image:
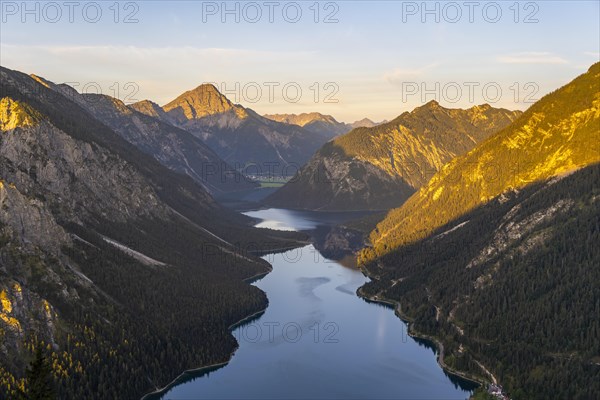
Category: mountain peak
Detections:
[
  {"x1": 421, "y1": 99, "x2": 441, "y2": 109},
  {"x1": 132, "y1": 99, "x2": 159, "y2": 108},
  {"x1": 349, "y1": 118, "x2": 378, "y2": 128},
  {"x1": 191, "y1": 83, "x2": 221, "y2": 94},
  {"x1": 469, "y1": 103, "x2": 493, "y2": 112},
  {"x1": 411, "y1": 100, "x2": 443, "y2": 115},
  {"x1": 129, "y1": 99, "x2": 169, "y2": 119},
  {"x1": 163, "y1": 83, "x2": 235, "y2": 121}
]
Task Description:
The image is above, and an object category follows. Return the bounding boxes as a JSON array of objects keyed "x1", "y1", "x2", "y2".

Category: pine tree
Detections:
[{"x1": 25, "y1": 346, "x2": 56, "y2": 400}]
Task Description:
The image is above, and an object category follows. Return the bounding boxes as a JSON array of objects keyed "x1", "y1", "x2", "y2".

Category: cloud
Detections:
[
  {"x1": 0, "y1": 44, "x2": 315, "y2": 77},
  {"x1": 1, "y1": 44, "x2": 311, "y2": 68},
  {"x1": 383, "y1": 63, "x2": 439, "y2": 84},
  {"x1": 583, "y1": 51, "x2": 600, "y2": 59},
  {"x1": 497, "y1": 52, "x2": 568, "y2": 65},
  {"x1": 0, "y1": 44, "x2": 317, "y2": 104}
]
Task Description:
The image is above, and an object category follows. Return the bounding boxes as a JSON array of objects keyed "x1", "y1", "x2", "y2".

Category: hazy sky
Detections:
[{"x1": 1, "y1": 1, "x2": 599, "y2": 122}]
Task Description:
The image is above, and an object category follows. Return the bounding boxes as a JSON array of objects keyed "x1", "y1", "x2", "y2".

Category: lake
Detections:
[{"x1": 156, "y1": 208, "x2": 477, "y2": 399}]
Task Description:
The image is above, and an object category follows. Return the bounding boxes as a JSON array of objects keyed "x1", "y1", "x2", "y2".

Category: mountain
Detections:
[
  {"x1": 363, "y1": 63, "x2": 600, "y2": 259},
  {"x1": 349, "y1": 117, "x2": 382, "y2": 129},
  {"x1": 30, "y1": 78, "x2": 256, "y2": 195},
  {"x1": 264, "y1": 112, "x2": 350, "y2": 139},
  {"x1": 265, "y1": 102, "x2": 521, "y2": 210},
  {"x1": 152, "y1": 84, "x2": 329, "y2": 178},
  {"x1": 128, "y1": 99, "x2": 171, "y2": 121},
  {"x1": 360, "y1": 165, "x2": 600, "y2": 400},
  {"x1": 0, "y1": 67, "x2": 305, "y2": 399},
  {"x1": 263, "y1": 113, "x2": 387, "y2": 139},
  {"x1": 358, "y1": 63, "x2": 600, "y2": 399},
  {"x1": 163, "y1": 83, "x2": 238, "y2": 122}
]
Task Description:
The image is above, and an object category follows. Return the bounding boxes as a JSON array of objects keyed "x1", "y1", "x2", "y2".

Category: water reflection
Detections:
[{"x1": 154, "y1": 209, "x2": 477, "y2": 400}]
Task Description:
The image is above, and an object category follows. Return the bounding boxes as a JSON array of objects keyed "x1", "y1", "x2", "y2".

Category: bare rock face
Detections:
[
  {"x1": 0, "y1": 279, "x2": 60, "y2": 359},
  {"x1": 0, "y1": 180, "x2": 71, "y2": 253},
  {"x1": 0, "y1": 93, "x2": 168, "y2": 363},
  {"x1": 163, "y1": 84, "x2": 237, "y2": 122},
  {"x1": 0, "y1": 175, "x2": 98, "y2": 368},
  {"x1": 0, "y1": 97, "x2": 42, "y2": 130},
  {"x1": 0, "y1": 114, "x2": 166, "y2": 223}
]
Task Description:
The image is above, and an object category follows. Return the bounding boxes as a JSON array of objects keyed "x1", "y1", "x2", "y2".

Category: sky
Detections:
[{"x1": 1, "y1": 0, "x2": 599, "y2": 122}]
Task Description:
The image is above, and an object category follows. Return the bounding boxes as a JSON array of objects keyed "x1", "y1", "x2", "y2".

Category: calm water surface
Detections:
[{"x1": 158, "y1": 208, "x2": 476, "y2": 399}]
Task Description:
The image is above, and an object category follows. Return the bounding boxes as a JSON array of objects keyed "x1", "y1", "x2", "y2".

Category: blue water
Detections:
[{"x1": 158, "y1": 208, "x2": 476, "y2": 400}]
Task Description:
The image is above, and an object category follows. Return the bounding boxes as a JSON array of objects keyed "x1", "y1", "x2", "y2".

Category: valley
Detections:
[
  {"x1": 0, "y1": 13, "x2": 598, "y2": 398},
  {"x1": 149, "y1": 208, "x2": 478, "y2": 400}
]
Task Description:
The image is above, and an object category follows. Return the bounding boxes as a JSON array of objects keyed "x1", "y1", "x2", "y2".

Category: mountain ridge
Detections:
[
  {"x1": 263, "y1": 112, "x2": 386, "y2": 139},
  {"x1": 264, "y1": 112, "x2": 350, "y2": 139},
  {"x1": 265, "y1": 102, "x2": 521, "y2": 210},
  {"x1": 151, "y1": 85, "x2": 331, "y2": 177},
  {"x1": 35, "y1": 78, "x2": 257, "y2": 195},
  {"x1": 363, "y1": 62, "x2": 600, "y2": 261},
  {"x1": 0, "y1": 66, "x2": 306, "y2": 399}
]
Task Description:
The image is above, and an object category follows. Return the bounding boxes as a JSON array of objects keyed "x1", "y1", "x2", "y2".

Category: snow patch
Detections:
[
  {"x1": 101, "y1": 236, "x2": 167, "y2": 267},
  {"x1": 434, "y1": 220, "x2": 469, "y2": 239}
]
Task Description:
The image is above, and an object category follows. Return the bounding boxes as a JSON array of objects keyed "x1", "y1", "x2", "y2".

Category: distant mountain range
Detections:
[
  {"x1": 263, "y1": 112, "x2": 385, "y2": 139},
  {"x1": 359, "y1": 63, "x2": 600, "y2": 400},
  {"x1": 132, "y1": 84, "x2": 334, "y2": 178},
  {"x1": 266, "y1": 102, "x2": 521, "y2": 210},
  {"x1": 349, "y1": 117, "x2": 385, "y2": 129}
]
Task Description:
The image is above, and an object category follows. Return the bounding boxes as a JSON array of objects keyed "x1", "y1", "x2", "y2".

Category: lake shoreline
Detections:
[
  {"x1": 356, "y1": 285, "x2": 489, "y2": 391},
  {"x1": 146, "y1": 209, "x2": 479, "y2": 399},
  {"x1": 248, "y1": 241, "x2": 312, "y2": 258},
  {"x1": 140, "y1": 305, "x2": 270, "y2": 400},
  {"x1": 139, "y1": 239, "x2": 305, "y2": 400}
]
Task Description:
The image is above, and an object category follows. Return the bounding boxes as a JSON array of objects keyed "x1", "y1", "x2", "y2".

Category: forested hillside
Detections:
[
  {"x1": 358, "y1": 63, "x2": 600, "y2": 399},
  {"x1": 360, "y1": 164, "x2": 600, "y2": 399},
  {"x1": 0, "y1": 66, "x2": 306, "y2": 399}
]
